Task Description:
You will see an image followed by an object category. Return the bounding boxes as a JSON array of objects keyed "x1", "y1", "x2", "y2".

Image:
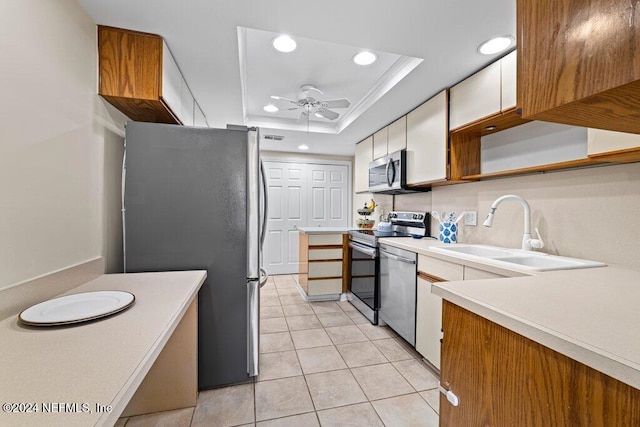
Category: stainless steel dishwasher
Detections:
[{"x1": 379, "y1": 243, "x2": 418, "y2": 346}]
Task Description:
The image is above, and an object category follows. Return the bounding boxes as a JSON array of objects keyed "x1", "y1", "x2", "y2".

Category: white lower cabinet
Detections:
[
  {"x1": 415, "y1": 255, "x2": 507, "y2": 371},
  {"x1": 416, "y1": 276, "x2": 442, "y2": 370}
]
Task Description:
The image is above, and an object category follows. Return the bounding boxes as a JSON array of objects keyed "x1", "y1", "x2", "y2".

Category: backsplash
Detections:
[{"x1": 395, "y1": 162, "x2": 640, "y2": 269}]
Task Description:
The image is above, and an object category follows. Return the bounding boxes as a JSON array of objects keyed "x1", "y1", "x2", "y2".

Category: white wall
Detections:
[
  {"x1": 395, "y1": 162, "x2": 640, "y2": 269},
  {"x1": 0, "y1": 0, "x2": 128, "y2": 288}
]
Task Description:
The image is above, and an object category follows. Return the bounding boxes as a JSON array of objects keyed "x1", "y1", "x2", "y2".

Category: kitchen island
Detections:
[
  {"x1": 0, "y1": 270, "x2": 205, "y2": 427},
  {"x1": 297, "y1": 227, "x2": 358, "y2": 300}
]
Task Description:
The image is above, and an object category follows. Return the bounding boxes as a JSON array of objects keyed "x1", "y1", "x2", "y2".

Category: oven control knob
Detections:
[
  {"x1": 413, "y1": 214, "x2": 418, "y2": 219},
  {"x1": 418, "y1": 214, "x2": 424, "y2": 220}
]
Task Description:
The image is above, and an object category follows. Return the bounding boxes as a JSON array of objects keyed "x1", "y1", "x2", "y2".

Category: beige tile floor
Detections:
[{"x1": 117, "y1": 274, "x2": 440, "y2": 426}]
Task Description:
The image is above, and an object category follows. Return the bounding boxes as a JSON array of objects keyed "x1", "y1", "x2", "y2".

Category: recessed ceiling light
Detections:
[
  {"x1": 353, "y1": 51, "x2": 377, "y2": 66},
  {"x1": 272, "y1": 35, "x2": 297, "y2": 53},
  {"x1": 298, "y1": 144, "x2": 310, "y2": 150},
  {"x1": 314, "y1": 112, "x2": 323, "y2": 118},
  {"x1": 263, "y1": 104, "x2": 279, "y2": 113},
  {"x1": 478, "y1": 36, "x2": 514, "y2": 55}
]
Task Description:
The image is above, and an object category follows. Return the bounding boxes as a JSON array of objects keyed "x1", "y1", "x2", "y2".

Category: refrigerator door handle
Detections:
[
  {"x1": 247, "y1": 279, "x2": 259, "y2": 376},
  {"x1": 247, "y1": 130, "x2": 260, "y2": 279},
  {"x1": 260, "y1": 160, "x2": 268, "y2": 249},
  {"x1": 259, "y1": 267, "x2": 269, "y2": 287}
]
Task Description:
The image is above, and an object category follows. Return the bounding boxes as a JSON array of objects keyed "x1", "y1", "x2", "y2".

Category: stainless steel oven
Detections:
[
  {"x1": 348, "y1": 237, "x2": 379, "y2": 324},
  {"x1": 347, "y1": 211, "x2": 430, "y2": 325}
]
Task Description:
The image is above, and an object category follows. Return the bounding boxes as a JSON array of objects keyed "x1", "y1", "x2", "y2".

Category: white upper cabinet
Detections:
[
  {"x1": 406, "y1": 90, "x2": 448, "y2": 185},
  {"x1": 387, "y1": 116, "x2": 407, "y2": 154},
  {"x1": 501, "y1": 50, "x2": 517, "y2": 111},
  {"x1": 354, "y1": 136, "x2": 373, "y2": 193},
  {"x1": 161, "y1": 42, "x2": 182, "y2": 121},
  {"x1": 587, "y1": 128, "x2": 640, "y2": 155},
  {"x1": 450, "y1": 61, "x2": 502, "y2": 130},
  {"x1": 372, "y1": 127, "x2": 389, "y2": 160},
  {"x1": 180, "y1": 77, "x2": 195, "y2": 126}
]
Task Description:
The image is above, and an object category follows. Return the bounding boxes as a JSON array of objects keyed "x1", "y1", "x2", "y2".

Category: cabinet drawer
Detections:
[
  {"x1": 308, "y1": 261, "x2": 342, "y2": 278},
  {"x1": 308, "y1": 234, "x2": 343, "y2": 246},
  {"x1": 307, "y1": 278, "x2": 342, "y2": 296},
  {"x1": 309, "y1": 248, "x2": 343, "y2": 260},
  {"x1": 464, "y1": 267, "x2": 506, "y2": 281},
  {"x1": 418, "y1": 255, "x2": 463, "y2": 281}
]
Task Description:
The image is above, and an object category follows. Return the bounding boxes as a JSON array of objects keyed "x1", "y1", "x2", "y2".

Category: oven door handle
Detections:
[
  {"x1": 349, "y1": 241, "x2": 377, "y2": 258},
  {"x1": 379, "y1": 249, "x2": 416, "y2": 264}
]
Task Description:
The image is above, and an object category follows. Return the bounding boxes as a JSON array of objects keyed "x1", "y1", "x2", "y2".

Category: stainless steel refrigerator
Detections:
[{"x1": 123, "y1": 121, "x2": 267, "y2": 389}]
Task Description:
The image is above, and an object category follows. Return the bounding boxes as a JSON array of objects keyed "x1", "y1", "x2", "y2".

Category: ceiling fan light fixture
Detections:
[
  {"x1": 298, "y1": 144, "x2": 310, "y2": 150},
  {"x1": 272, "y1": 35, "x2": 297, "y2": 53},
  {"x1": 353, "y1": 51, "x2": 377, "y2": 66},
  {"x1": 263, "y1": 104, "x2": 279, "y2": 113},
  {"x1": 478, "y1": 36, "x2": 514, "y2": 55}
]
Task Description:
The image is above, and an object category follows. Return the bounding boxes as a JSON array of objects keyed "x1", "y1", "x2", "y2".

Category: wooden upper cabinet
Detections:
[
  {"x1": 354, "y1": 136, "x2": 373, "y2": 193},
  {"x1": 372, "y1": 127, "x2": 389, "y2": 159},
  {"x1": 449, "y1": 61, "x2": 502, "y2": 130},
  {"x1": 517, "y1": 0, "x2": 640, "y2": 133},
  {"x1": 406, "y1": 90, "x2": 449, "y2": 185},
  {"x1": 387, "y1": 116, "x2": 407, "y2": 153},
  {"x1": 98, "y1": 26, "x2": 203, "y2": 126}
]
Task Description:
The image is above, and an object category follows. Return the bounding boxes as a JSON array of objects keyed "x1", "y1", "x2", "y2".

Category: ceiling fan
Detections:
[{"x1": 271, "y1": 84, "x2": 351, "y2": 122}]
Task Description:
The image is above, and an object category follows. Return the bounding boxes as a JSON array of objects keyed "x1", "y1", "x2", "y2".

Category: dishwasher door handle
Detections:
[
  {"x1": 379, "y1": 249, "x2": 416, "y2": 264},
  {"x1": 349, "y1": 241, "x2": 377, "y2": 258}
]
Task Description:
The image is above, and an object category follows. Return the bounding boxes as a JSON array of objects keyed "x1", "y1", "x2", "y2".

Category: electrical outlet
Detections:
[{"x1": 464, "y1": 211, "x2": 478, "y2": 226}]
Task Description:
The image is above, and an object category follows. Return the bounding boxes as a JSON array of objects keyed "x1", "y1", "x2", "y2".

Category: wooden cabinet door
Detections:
[
  {"x1": 440, "y1": 301, "x2": 640, "y2": 425},
  {"x1": 415, "y1": 276, "x2": 442, "y2": 370},
  {"x1": 387, "y1": 116, "x2": 407, "y2": 153},
  {"x1": 406, "y1": 91, "x2": 448, "y2": 185},
  {"x1": 372, "y1": 127, "x2": 388, "y2": 159},
  {"x1": 354, "y1": 136, "x2": 373, "y2": 193},
  {"x1": 500, "y1": 50, "x2": 517, "y2": 111},
  {"x1": 449, "y1": 61, "x2": 501, "y2": 130},
  {"x1": 587, "y1": 128, "x2": 640, "y2": 156},
  {"x1": 517, "y1": 0, "x2": 640, "y2": 133}
]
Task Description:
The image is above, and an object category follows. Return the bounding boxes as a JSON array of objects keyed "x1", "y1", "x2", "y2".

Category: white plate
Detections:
[{"x1": 19, "y1": 291, "x2": 135, "y2": 326}]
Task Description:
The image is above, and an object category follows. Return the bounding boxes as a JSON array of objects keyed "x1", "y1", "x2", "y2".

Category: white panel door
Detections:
[
  {"x1": 307, "y1": 164, "x2": 349, "y2": 228},
  {"x1": 264, "y1": 162, "x2": 307, "y2": 275}
]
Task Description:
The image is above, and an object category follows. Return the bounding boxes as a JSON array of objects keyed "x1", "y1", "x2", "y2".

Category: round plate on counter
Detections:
[{"x1": 18, "y1": 291, "x2": 135, "y2": 326}]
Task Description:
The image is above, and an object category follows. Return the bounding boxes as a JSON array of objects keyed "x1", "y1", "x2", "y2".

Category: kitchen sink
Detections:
[
  {"x1": 429, "y1": 244, "x2": 605, "y2": 272},
  {"x1": 431, "y1": 245, "x2": 513, "y2": 258}
]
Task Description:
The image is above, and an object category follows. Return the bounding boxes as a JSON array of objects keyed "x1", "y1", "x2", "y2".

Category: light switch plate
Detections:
[{"x1": 464, "y1": 211, "x2": 478, "y2": 226}]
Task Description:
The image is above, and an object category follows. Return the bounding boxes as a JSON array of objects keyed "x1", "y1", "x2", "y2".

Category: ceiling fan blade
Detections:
[
  {"x1": 316, "y1": 109, "x2": 339, "y2": 120},
  {"x1": 297, "y1": 111, "x2": 309, "y2": 122},
  {"x1": 320, "y1": 99, "x2": 351, "y2": 109},
  {"x1": 271, "y1": 95, "x2": 300, "y2": 105}
]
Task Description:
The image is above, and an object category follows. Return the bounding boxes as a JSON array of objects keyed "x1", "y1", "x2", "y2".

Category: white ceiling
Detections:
[
  {"x1": 240, "y1": 27, "x2": 422, "y2": 135},
  {"x1": 80, "y1": 0, "x2": 516, "y2": 155}
]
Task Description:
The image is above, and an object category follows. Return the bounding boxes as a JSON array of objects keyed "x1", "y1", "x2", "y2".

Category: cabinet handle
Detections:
[{"x1": 439, "y1": 382, "x2": 460, "y2": 407}]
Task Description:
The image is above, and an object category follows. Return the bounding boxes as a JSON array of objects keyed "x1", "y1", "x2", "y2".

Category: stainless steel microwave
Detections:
[{"x1": 368, "y1": 150, "x2": 430, "y2": 195}]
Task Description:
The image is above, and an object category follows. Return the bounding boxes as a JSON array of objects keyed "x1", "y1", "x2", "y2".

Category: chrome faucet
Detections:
[{"x1": 483, "y1": 195, "x2": 544, "y2": 251}]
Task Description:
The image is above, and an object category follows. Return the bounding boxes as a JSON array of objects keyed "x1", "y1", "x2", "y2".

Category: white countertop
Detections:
[
  {"x1": 379, "y1": 238, "x2": 640, "y2": 389},
  {"x1": 297, "y1": 227, "x2": 358, "y2": 234},
  {"x1": 0, "y1": 271, "x2": 206, "y2": 427}
]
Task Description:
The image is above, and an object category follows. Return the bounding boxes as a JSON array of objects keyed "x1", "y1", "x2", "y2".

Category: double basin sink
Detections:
[{"x1": 429, "y1": 244, "x2": 605, "y2": 272}]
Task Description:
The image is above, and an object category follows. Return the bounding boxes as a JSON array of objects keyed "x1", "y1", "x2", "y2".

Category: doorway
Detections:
[{"x1": 263, "y1": 159, "x2": 351, "y2": 275}]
